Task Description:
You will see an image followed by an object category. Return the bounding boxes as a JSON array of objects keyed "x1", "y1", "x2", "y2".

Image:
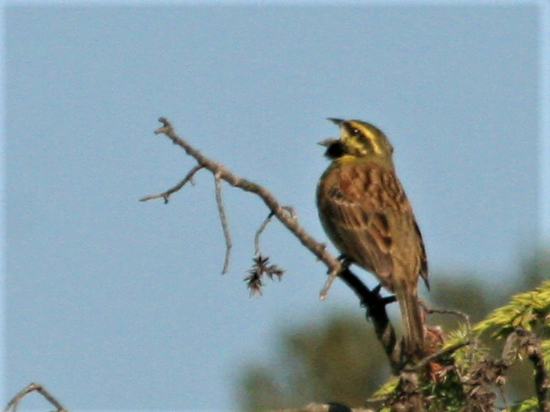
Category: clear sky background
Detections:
[{"x1": 2, "y1": 1, "x2": 549, "y2": 411}]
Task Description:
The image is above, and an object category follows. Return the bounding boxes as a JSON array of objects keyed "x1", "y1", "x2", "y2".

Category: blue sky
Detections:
[{"x1": 2, "y1": 1, "x2": 549, "y2": 411}]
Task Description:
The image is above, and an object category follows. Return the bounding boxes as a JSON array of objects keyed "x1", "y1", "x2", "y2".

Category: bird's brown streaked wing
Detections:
[
  {"x1": 320, "y1": 197, "x2": 393, "y2": 275},
  {"x1": 413, "y1": 220, "x2": 429, "y2": 289},
  {"x1": 317, "y1": 163, "x2": 397, "y2": 285}
]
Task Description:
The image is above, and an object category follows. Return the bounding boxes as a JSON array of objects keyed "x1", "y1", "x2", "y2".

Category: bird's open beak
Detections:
[
  {"x1": 317, "y1": 117, "x2": 344, "y2": 147},
  {"x1": 319, "y1": 118, "x2": 344, "y2": 146},
  {"x1": 327, "y1": 118, "x2": 344, "y2": 126},
  {"x1": 318, "y1": 137, "x2": 339, "y2": 147}
]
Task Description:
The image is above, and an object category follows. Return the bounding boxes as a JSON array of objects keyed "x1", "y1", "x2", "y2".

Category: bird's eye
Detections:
[{"x1": 350, "y1": 128, "x2": 360, "y2": 135}]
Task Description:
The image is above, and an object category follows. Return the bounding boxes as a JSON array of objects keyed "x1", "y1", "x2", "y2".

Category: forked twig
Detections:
[
  {"x1": 3, "y1": 383, "x2": 67, "y2": 412},
  {"x1": 140, "y1": 164, "x2": 203, "y2": 203}
]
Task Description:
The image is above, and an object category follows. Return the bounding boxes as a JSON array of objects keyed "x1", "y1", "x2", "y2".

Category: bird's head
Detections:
[{"x1": 319, "y1": 118, "x2": 394, "y2": 161}]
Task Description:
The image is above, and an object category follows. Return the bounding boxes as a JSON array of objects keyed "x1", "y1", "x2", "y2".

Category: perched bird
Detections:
[{"x1": 316, "y1": 118, "x2": 428, "y2": 359}]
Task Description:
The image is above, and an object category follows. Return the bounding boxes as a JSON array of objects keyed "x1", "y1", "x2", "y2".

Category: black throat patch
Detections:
[{"x1": 325, "y1": 141, "x2": 346, "y2": 159}]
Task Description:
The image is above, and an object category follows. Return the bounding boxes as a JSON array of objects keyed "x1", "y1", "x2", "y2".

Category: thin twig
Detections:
[
  {"x1": 254, "y1": 212, "x2": 274, "y2": 256},
  {"x1": 254, "y1": 207, "x2": 295, "y2": 257},
  {"x1": 425, "y1": 305, "x2": 477, "y2": 366},
  {"x1": 140, "y1": 164, "x2": 203, "y2": 203},
  {"x1": 425, "y1": 306, "x2": 471, "y2": 336},
  {"x1": 408, "y1": 340, "x2": 472, "y2": 372},
  {"x1": 319, "y1": 272, "x2": 339, "y2": 300},
  {"x1": 215, "y1": 172, "x2": 231, "y2": 274},
  {"x1": 3, "y1": 383, "x2": 67, "y2": 412}
]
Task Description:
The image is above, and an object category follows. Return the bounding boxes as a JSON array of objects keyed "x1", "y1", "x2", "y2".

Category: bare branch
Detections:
[
  {"x1": 150, "y1": 117, "x2": 343, "y2": 290},
  {"x1": 214, "y1": 172, "x2": 231, "y2": 274},
  {"x1": 338, "y1": 268, "x2": 401, "y2": 373},
  {"x1": 140, "y1": 164, "x2": 203, "y2": 203},
  {"x1": 507, "y1": 328, "x2": 549, "y2": 412},
  {"x1": 3, "y1": 383, "x2": 67, "y2": 412},
  {"x1": 527, "y1": 338, "x2": 549, "y2": 412}
]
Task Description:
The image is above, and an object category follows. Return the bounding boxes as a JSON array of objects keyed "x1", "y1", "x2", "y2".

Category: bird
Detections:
[{"x1": 316, "y1": 118, "x2": 429, "y2": 360}]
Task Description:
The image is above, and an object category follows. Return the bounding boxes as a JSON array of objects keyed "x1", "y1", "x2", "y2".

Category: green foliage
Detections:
[
  {"x1": 236, "y1": 252, "x2": 550, "y2": 412},
  {"x1": 370, "y1": 376, "x2": 398, "y2": 400},
  {"x1": 543, "y1": 339, "x2": 550, "y2": 370},
  {"x1": 474, "y1": 280, "x2": 550, "y2": 338},
  {"x1": 506, "y1": 396, "x2": 539, "y2": 412},
  {"x1": 405, "y1": 281, "x2": 549, "y2": 412},
  {"x1": 402, "y1": 281, "x2": 550, "y2": 412}
]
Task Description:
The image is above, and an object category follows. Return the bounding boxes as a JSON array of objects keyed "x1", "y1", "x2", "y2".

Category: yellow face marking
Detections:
[{"x1": 339, "y1": 120, "x2": 393, "y2": 158}]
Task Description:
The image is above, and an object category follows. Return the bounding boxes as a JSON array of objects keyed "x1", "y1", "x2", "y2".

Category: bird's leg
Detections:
[
  {"x1": 376, "y1": 284, "x2": 398, "y2": 307},
  {"x1": 364, "y1": 284, "x2": 397, "y2": 319},
  {"x1": 339, "y1": 255, "x2": 353, "y2": 270}
]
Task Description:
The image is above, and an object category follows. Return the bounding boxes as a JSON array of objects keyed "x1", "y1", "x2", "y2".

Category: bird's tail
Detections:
[{"x1": 394, "y1": 281, "x2": 425, "y2": 360}]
